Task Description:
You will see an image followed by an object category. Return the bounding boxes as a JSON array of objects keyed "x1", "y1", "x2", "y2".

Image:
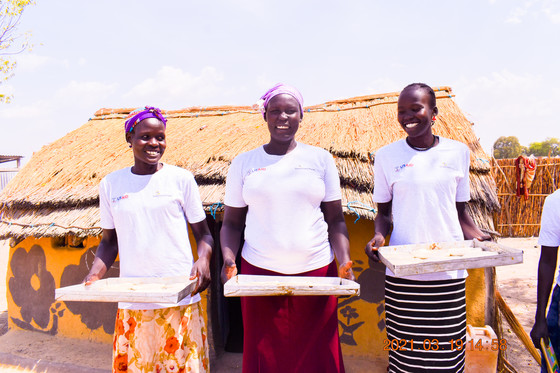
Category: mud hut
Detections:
[{"x1": 0, "y1": 86, "x2": 499, "y2": 366}]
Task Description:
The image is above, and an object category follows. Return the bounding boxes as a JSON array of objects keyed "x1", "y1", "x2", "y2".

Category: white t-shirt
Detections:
[
  {"x1": 224, "y1": 142, "x2": 341, "y2": 274},
  {"x1": 538, "y1": 189, "x2": 560, "y2": 285},
  {"x1": 99, "y1": 164, "x2": 207, "y2": 309},
  {"x1": 372, "y1": 137, "x2": 471, "y2": 280}
]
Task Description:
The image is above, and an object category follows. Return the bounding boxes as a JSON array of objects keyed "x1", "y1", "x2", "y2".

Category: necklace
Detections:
[{"x1": 406, "y1": 135, "x2": 438, "y2": 151}]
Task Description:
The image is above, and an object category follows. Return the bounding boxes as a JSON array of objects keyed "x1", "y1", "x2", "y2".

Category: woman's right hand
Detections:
[
  {"x1": 530, "y1": 318, "x2": 549, "y2": 349},
  {"x1": 365, "y1": 232, "x2": 386, "y2": 262},
  {"x1": 338, "y1": 261, "x2": 355, "y2": 280},
  {"x1": 83, "y1": 273, "x2": 101, "y2": 286},
  {"x1": 221, "y1": 259, "x2": 238, "y2": 284}
]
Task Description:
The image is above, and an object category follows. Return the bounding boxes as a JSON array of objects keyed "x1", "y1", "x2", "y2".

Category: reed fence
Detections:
[{"x1": 493, "y1": 157, "x2": 560, "y2": 237}]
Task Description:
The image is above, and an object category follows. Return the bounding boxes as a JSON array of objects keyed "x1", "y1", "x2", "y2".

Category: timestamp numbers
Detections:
[{"x1": 383, "y1": 338, "x2": 507, "y2": 351}]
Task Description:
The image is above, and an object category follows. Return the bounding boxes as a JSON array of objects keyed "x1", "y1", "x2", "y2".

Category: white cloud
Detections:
[
  {"x1": 235, "y1": 0, "x2": 267, "y2": 17},
  {"x1": 1, "y1": 80, "x2": 116, "y2": 122},
  {"x1": 123, "y1": 66, "x2": 225, "y2": 108},
  {"x1": 53, "y1": 80, "x2": 118, "y2": 107},
  {"x1": 14, "y1": 53, "x2": 70, "y2": 72},
  {"x1": 0, "y1": 97, "x2": 61, "y2": 160},
  {"x1": 542, "y1": 0, "x2": 560, "y2": 22},
  {"x1": 0, "y1": 80, "x2": 116, "y2": 160},
  {"x1": 0, "y1": 79, "x2": 119, "y2": 160},
  {"x1": 365, "y1": 78, "x2": 402, "y2": 95},
  {"x1": 0, "y1": 100, "x2": 46, "y2": 119},
  {"x1": 505, "y1": 0, "x2": 560, "y2": 23},
  {"x1": 452, "y1": 70, "x2": 558, "y2": 153},
  {"x1": 506, "y1": 1, "x2": 532, "y2": 23},
  {"x1": 255, "y1": 75, "x2": 275, "y2": 92}
]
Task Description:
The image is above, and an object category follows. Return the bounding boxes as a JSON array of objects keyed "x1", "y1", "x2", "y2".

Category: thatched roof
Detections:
[{"x1": 0, "y1": 86, "x2": 498, "y2": 239}]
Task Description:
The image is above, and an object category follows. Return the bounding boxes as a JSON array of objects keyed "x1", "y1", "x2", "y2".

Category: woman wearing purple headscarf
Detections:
[
  {"x1": 221, "y1": 84, "x2": 354, "y2": 372},
  {"x1": 84, "y1": 107, "x2": 213, "y2": 373}
]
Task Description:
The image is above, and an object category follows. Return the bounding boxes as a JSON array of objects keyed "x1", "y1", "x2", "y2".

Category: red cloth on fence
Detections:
[
  {"x1": 240, "y1": 258, "x2": 345, "y2": 373},
  {"x1": 515, "y1": 155, "x2": 536, "y2": 199}
]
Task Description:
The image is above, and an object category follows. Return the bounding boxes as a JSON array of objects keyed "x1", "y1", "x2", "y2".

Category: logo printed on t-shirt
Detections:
[
  {"x1": 111, "y1": 194, "x2": 129, "y2": 203},
  {"x1": 394, "y1": 163, "x2": 414, "y2": 173},
  {"x1": 153, "y1": 190, "x2": 172, "y2": 197},
  {"x1": 440, "y1": 161, "x2": 458, "y2": 170},
  {"x1": 247, "y1": 167, "x2": 266, "y2": 176},
  {"x1": 295, "y1": 164, "x2": 317, "y2": 171}
]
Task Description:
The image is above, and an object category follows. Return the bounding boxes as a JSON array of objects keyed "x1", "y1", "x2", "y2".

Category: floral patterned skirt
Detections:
[{"x1": 112, "y1": 302, "x2": 209, "y2": 373}]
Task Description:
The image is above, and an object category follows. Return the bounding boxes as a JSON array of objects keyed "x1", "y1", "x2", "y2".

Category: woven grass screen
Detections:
[{"x1": 493, "y1": 157, "x2": 560, "y2": 237}]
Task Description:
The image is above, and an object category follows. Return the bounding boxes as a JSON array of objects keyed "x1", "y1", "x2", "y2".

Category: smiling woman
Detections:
[
  {"x1": 83, "y1": 106, "x2": 214, "y2": 373},
  {"x1": 365, "y1": 83, "x2": 492, "y2": 373},
  {"x1": 220, "y1": 84, "x2": 354, "y2": 373}
]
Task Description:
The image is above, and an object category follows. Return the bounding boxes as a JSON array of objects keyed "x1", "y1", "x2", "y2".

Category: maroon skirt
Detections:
[{"x1": 240, "y1": 258, "x2": 345, "y2": 373}]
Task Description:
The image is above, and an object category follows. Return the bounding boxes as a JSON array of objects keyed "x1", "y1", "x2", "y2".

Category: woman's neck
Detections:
[
  {"x1": 131, "y1": 162, "x2": 162, "y2": 175},
  {"x1": 263, "y1": 140, "x2": 297, "y2": 155},
  {"x1": 406, "y1": 135, "x2": 438, "y2": 151}
]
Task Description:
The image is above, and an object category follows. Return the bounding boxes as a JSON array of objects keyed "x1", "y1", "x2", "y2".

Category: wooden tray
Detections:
[
  {"x1": 55, "y1": 276, "x2": 197, "y2": 303},
  {"x1": 378, "y1": 240, "x2": 523, "y2": 277},
  {"x1": 224, "y1": 274, "x2": 360, "y2": 297}
]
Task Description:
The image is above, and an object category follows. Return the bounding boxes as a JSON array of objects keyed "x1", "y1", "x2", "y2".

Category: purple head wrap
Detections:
[
  {"x1": 256, "y1": 83, "x2": 304, "y2": 119},
  {"x1": 124, "y1": 106, "x2": 167, "y2": 133}
]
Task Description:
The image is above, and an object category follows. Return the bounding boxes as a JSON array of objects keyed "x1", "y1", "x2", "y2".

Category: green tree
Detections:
[
  {"x1": 1, "y1": 0, "x2": 34, "y2": 103},
  {"x1": 492, "y1": 136, "x2": 527, "y2": 159},
  {"x1": 528, "y1": 138, "x2": 560, "y2": 157}
]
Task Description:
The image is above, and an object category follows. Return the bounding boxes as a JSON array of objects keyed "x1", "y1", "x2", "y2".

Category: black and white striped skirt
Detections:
[{"x1": 384, "y1": 276, "x2": 467, "y2": 373}]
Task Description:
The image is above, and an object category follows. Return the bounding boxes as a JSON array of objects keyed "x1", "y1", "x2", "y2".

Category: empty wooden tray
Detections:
[
  {"x1": 224, "y1": 274, "x2": 360, "y2": 297},
  {"x1": 55, "y1": 276, "x2": 197, "y2": 303},
  {"x1": 378, "y1": 239, "x2": 523, "y2": 277}
]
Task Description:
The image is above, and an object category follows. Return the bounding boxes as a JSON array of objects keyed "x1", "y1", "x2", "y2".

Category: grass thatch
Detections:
[
  {"x1": 0, "y1": 86, "x2": 498, "y2": 239},
  {"x1": 493, "y1": 157, "x2": 560, "y2": 237}
]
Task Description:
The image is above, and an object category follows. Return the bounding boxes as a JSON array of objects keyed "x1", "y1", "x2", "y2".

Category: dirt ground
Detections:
[
  {"x1": 0, "y1": 238, "x2": 545, "y2": 372},
  {"x1": 495, "y1": 237, "x2": 541, "y2": 372}
]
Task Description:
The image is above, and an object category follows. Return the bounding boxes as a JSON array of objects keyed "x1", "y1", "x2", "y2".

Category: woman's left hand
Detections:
[
  {"x1": 474, "y1": 232, "x2": 493, "y2": 241},
  {"x1": 338, "y1": 261, "x2": 355, "y2": 281},
  {"x1": 456, "y1": 202, "x2": 495, "y2": 242},
  {"x1": 190, "y1": 257, "x2": 211, "y2": 295}
]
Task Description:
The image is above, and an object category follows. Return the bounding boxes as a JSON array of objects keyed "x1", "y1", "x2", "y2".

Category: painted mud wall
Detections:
[
  {"x1": 6, "y1": 232, "x2": 210, "y2": 344},
  {"x1": 7, "y1": 236, "x2": 117, "y2": 343},
  {"x1": 5, "y1": 214, "x2": 491, "y2": 361}
]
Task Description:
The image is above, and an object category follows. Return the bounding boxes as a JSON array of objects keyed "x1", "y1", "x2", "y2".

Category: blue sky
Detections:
[{"x1": 1, "y1": 0, "x2": 559, "y2": 164}]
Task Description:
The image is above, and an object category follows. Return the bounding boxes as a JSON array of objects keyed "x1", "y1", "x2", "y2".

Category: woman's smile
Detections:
[
  {"x1": 145, "y1": 149, "x2": 160, "y2": 156},
  {"x1": 126, "y1": 117, "x2": 167, "y2": 174},
  {"x1": 264, "y1": 93, "x2": 302, "y2": 153}
]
